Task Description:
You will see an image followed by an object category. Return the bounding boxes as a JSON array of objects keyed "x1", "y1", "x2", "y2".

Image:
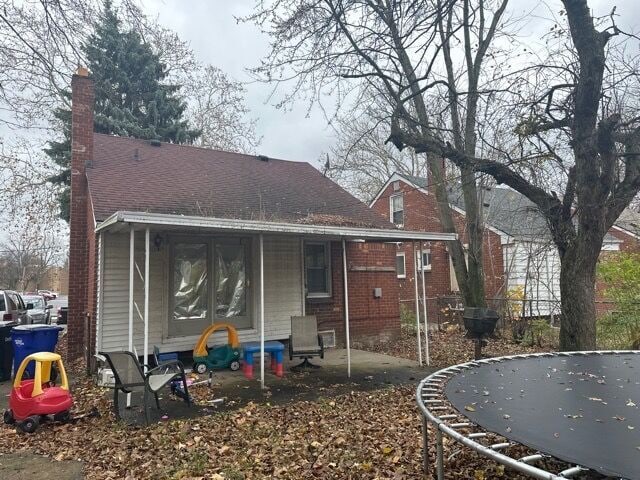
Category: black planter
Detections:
[{"x1": 463, "y1": 307, "x2": 499, "y2": 338}]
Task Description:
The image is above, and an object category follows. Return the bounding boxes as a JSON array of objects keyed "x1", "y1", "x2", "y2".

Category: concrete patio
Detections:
[{"x1": 0, "y1": 347, "x2": 432, "y2": 423}]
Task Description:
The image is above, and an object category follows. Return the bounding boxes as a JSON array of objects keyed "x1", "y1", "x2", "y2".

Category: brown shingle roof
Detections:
[{"x1": 87, "y1": 134, "x2": 394, "y2": 229}]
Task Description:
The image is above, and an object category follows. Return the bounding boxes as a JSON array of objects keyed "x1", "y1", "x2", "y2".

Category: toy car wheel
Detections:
[
  {"x1": 194, "y1": 362, "x2": 208, "y2": 375},
  {"x1": 54, "y1": 410, "x2": 71, "y2": 423},
  {"x1": 19, "y1": 416, "x2": 40, "y2": 434},
  {"x1": 230, "y1": 360, "x2": 240, "y2": 371},
  {"x1": 3, "y1": 410, "x2": 14, "y2": 425}
]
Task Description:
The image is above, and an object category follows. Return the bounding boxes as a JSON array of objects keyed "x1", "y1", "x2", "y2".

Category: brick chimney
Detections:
[{"x1": 68, "y1": 68, "x2": 94, "y2": 360}]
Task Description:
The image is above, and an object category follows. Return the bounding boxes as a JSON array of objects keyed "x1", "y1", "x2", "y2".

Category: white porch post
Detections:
[
  {"x1": 259, "y1": 233, "x2": 265, "y2": 389},
  {"x1": 342, "y1": 239, "x2": 351, "y2": 378},
  {"x1": 143, "y1": 227, "x2": 150, "y2": 371},
  {"x1": 127, "y1": 227, "x2": 135, "y2": 407},
  {"x1": 128, "y1": 227, "x2": 134, "y2": 353},
  {"x1": 413, "y1": 241, "x2": 423, "y2": 366},
  {"x1": 420, "y1": 245, "x2": 430, "y2": 366}
]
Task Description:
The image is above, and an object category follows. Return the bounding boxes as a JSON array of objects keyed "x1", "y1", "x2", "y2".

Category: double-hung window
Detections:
[
  {"x1": 305, "y1": 241, "x2": 331, "y2": 297},
  {"x1": 390, "y1": 194, "x2": 404, "y2": 226}
]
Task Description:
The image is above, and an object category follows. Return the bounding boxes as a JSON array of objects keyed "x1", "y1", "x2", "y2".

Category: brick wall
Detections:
[
  {"x1": 68, "y1": 72, "x2": 95, "y2": 360},
  {"x1": 306, "y1": 241, "x2": 401, "y2": 346},
  {"x1": 371, "y1": 178, "x2": 505, "y2": 323}
]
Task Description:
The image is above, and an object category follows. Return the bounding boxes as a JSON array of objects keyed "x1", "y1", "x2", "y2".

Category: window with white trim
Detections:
[
  {"x1": 396, "y1": 252, "x2": 406, "y2": 278},
  {"x1": 416, "y1": 249, "x2": 432, "y2": 271},
  {"x1": 390, "y1": 194, "x2": 404, "y2": 226},
  {"x1": 305, "y1": 241, "x2": 331, "y2": 297}
]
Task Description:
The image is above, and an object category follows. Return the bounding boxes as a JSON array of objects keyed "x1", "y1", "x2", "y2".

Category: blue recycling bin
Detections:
[{"x1": 11, "y1": 324, "x2": 64, "y2": 378}]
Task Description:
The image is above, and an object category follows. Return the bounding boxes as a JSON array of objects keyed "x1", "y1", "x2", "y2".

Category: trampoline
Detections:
[{"x1": 416, "y1": 351, "x2": 640, "y2": 479}]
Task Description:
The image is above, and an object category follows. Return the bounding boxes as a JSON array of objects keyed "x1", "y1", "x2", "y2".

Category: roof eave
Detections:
[{"x1": 95, "y1": 211, "x2": 457, "y2": 242}]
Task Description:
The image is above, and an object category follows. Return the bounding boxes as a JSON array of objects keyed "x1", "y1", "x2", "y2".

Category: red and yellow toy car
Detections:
[{"x1": 3, "y1": 352, "x2": 73, "y2": 433}]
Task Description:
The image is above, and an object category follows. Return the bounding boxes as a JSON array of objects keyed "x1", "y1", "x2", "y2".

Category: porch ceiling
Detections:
[{"x1": 95, "y1": 210, "x2": 457, "y2": 243}]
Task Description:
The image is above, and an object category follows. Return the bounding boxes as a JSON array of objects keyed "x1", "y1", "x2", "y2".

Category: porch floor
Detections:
[{"x1": 178, "y1": 347, "x2": 429, "y2": 414}]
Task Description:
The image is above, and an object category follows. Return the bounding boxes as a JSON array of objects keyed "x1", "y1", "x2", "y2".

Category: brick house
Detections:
[
  {"x1": 66, "y1": 70, "x2": 454, "y2": 381},
  {"x1": 370, "y1": 173, "x2": 506, "y2": 323},
  {"x1": 370, "y1": 172, "x2": 640, "y2": 321}
]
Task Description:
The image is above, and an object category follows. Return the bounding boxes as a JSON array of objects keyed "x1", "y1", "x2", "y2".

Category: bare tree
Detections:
[
  {"x1": 247, "y1": 0, "x2": 512, "y2": 310},
  {"x1": 249, "y1": 0, "x2": 640, "y2": 350},
  {"x1": 326, "y1": 101, "x2": 429, "y2": 201},
  {"x1": 186, "y1": 65, "x2": 261, "y2": 153}
]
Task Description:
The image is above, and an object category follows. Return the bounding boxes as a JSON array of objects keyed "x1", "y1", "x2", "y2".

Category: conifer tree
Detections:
[{"x1": 46, "y1": 0, "x2": 199, "y2": 220}]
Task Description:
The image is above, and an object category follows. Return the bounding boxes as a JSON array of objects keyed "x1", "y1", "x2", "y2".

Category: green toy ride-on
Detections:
[{"x1": 192, "y1": 323, "x2": 241, "y2": 374}]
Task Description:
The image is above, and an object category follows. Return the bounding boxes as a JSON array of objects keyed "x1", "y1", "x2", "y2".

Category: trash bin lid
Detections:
[
  {"x1": 0, "y1": 321, "x2": 18, "y2": 328},
  {"x1": 12, "y1": 324, "x2": 64, "y2": 332}
]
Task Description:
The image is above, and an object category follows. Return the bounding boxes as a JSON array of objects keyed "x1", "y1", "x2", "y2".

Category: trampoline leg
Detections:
[
  {"x1": 436, "y1": 428, "x2": 444, "y2": 480},
  {"x1": 422, "y1": 416, "x2": 429, "y2": 475}
]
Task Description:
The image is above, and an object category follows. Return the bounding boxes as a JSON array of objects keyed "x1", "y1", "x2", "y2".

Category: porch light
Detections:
[{"x1": 153, "y1": 233, "x2": 163, "y2": 251}]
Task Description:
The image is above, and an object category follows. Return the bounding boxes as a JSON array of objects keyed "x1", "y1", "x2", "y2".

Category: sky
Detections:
[
  {"x1": 143, "y1": 0, "x2": 640, "y2": 167},
  {"x1": 146, "y1": 1, "x2": 336, "y2": 165}
]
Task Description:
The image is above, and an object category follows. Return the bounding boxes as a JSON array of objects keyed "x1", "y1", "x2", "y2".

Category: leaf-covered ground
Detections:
[
  {"x1": 0, "y1": 329, "x2": 569, "y2": 479},
  {"x1": 354, "y1": 324, "x2": 554, "y2": 368},
  {"x1": 1, "y1": 378, "x2": 573, "y2": 480}
]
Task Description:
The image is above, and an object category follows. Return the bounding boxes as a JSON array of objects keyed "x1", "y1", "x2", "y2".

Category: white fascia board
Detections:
[
  {"x1": 611, "y1": 224, "x2": 640, "y2": 240},
  {"x1": 368, "y1": 172, "x2": 428, "y2": 207},
  {"x1": 95, "y1": 211, "x2": 457, "y2": 243}
]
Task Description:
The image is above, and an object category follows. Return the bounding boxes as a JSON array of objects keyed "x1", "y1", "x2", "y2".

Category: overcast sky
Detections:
[
  {"x1": 143, "y1": 0, "x2": 640, "y2": 167},
  {"x1": 145, "y1": 1, "x2": 335, "y2": 165}
]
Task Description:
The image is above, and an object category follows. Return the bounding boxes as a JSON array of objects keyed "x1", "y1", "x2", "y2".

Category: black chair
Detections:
[{"x1": 99, "y1": 351, "x2": 191, "y2": 425}]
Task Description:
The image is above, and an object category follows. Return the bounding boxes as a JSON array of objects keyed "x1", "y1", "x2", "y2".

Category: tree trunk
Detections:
[
  {"x1": 460, "y1": 166, "x2": 486, "y2": 307},
  {"x1": 558, "y1": 239, "x2": 599, "y2": 351}
]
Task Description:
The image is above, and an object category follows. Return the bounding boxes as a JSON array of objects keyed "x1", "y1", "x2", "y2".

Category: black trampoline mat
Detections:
[{"x1": 444, "y1": 353, "x2": 640, "y2": 479}]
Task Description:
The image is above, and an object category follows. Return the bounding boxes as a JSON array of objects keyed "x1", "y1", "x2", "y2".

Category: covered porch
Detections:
[{"x1": 94, "y1": 211, "x2": 456, "y2": 388}]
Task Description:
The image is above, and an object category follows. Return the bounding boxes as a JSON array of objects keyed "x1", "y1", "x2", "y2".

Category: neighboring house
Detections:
[
  {"x1": 370, "y1": 173, "x2": 506, "y2": 323},
  {"x1": 66, "y1": 70, "x2": 454, "y2": 377},
  {"x1": 371, "y1": 172, "x2": 640, "y2": 320}
]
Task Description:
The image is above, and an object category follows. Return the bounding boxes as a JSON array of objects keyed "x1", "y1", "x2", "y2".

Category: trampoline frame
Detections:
[{"x1": 416, "y1": 350, "x2": 640, "y2": 480}]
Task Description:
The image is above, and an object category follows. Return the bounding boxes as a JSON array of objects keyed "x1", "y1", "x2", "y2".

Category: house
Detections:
[
  {"x1": 66, "y1": 70, "x2": 455, "y2": 383},
  {"x1": 370, "y1": 172, "x2": 640, "y2": 320},
  {"x1": 369, "y1": 172, "x2": 506, "y2": 323}
]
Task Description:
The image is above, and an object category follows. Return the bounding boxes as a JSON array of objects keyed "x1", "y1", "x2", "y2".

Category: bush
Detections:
[
  {"x1": 400, "y1": 304, "x2": 417, "y2": 334},
  {"x1": 597, "y1": 253, "x2": 640, "y2": 349},
  {"x1": 597, "y1": 312, "x2": 640, "y2": 349}
]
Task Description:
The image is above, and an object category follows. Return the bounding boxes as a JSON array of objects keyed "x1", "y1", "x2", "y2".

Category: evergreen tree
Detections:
[{"x1": 46, "y1": 0, "x2": 199, "y2": 220}]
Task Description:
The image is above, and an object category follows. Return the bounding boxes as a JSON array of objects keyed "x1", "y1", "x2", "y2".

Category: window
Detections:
[
  {"x1": 396, "y1": 252, "x2": 406, "y2": 278},
  {"x1": 215, "y1": 242, "x2": 247, "y2": 319},
  {"x1": 172, "y1": 243, "x2": 208, "y2": 322},
  {"x1": 7, "y1": 294, "x2": 17, "y2": 310},
  {"x1": 305, "y1": 242, "x2": 331, "y2": 297},
  {"x1": 390, "y1": 194, "x2": 404, "y2": 226},
  {"x1": 416, "y1": 249, "x2": 432, "y2": 272}
]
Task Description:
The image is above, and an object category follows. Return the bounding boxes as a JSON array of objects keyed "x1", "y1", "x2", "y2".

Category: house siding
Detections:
[
  {"x1": 306, "y1": 241, "x2": 401, "y2": 346},
  {"x1": 370, "y1": 178, "x2": 505, "y2": 324},
  {"x1": 98, "y1": 232, "x2": 303, "y2": 355}
]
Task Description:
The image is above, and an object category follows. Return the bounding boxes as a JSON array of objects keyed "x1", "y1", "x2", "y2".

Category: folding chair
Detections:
[{"x1": 99, "y1": 351, "x2": 191, "y2": 425}]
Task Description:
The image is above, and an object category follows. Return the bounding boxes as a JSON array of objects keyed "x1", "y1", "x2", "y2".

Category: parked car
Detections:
[
  {"x1": 0, "y1": 290, "x2": 28, "y2": 324},
  {"x1": 37, "y1": 290, "x2": 57, "y2": 301},
  {"x1": 22, "y1": 294, "x2": 52, "y2": 324},
  {"x1": 56, "y1": 306, "x2": 68, "y2": 325}
]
